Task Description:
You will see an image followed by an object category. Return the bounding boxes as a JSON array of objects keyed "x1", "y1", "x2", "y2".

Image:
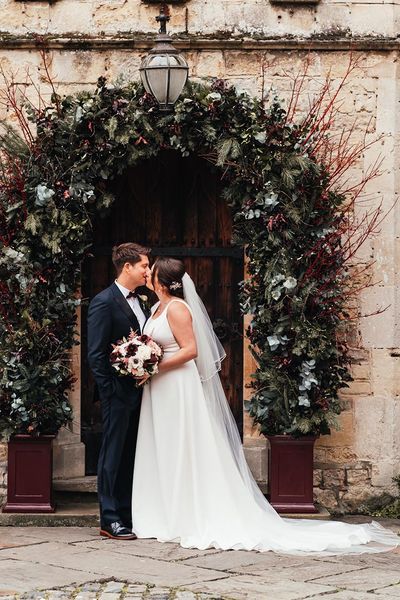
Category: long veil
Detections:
[{"x1": 182, "y1": 273, "x2": 399, "y2": 555}]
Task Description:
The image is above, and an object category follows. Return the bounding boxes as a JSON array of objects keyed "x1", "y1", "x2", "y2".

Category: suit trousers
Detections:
[{"x1": 97, "y1": 393, "x2": 141, "y2": 527}]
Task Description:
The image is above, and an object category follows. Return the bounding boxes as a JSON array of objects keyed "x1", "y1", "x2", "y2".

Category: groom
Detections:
[{"x1": 87, "y1": 242, "x2": 151, "y2": 540}]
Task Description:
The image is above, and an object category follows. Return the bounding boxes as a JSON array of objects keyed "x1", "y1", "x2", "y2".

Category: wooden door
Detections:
[{"x1": 81, "y1": 151, "x2": 244, "y2": 474}]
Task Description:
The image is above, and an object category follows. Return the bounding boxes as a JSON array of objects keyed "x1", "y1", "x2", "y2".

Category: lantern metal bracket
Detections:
[{"x1": 156, "y1": 4, "x2": 170, "y2": 35}]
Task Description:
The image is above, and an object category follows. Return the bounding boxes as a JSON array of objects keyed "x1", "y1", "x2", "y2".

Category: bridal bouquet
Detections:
[{"x1": 110, "y1": 330, "x2": 163, "y2": 382}]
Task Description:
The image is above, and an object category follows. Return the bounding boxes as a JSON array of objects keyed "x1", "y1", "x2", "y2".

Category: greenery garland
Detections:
[{"x1": 0, "y1": 76, "x2": 355, "y2": 439}]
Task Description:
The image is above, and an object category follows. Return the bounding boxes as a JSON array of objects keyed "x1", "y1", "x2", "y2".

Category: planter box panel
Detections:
[
  {"x1": 274, "y1": 445, "x2": 313, "y2": 498},
  {"x1": 3, "y1": 436, "x2": 55, "y2": 513},
  {"x1": 268, "y1": 435, "x2": 318, "y2": 514}
]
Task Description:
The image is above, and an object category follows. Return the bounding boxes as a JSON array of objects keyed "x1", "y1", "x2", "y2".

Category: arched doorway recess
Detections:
[{"x1": 81, "y1": 151, "x2": 244, "y2": 474}]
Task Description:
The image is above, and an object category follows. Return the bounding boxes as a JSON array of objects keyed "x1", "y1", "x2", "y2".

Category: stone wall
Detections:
[
  {"x1": 0, "y1": 0, "x2": 399, "y2": 39},
  {"x1": 0, "y1": 0, "x2": 399, "y2": 512}
]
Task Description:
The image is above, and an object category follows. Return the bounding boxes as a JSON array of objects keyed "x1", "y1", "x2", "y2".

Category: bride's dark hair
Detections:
[{"x1": 152, "y1": 257, "x2": 185, "y2": 299}]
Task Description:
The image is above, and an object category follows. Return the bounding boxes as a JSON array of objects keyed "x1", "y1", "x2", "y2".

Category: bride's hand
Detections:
[{"x1": 137, "y1": 374, "x2": 150, "y2": 386}]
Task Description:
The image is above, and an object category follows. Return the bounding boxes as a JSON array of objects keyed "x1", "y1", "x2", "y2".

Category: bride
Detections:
[{"x1": 131, "y1": 257, "x2": 399, "y2": 555}]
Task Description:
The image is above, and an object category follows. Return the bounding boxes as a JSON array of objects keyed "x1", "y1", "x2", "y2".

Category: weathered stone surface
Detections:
[
  {"x1": 374, "y1": 584, "x2": 400, "y2": 597},
  {"x1": 316, "y1": 567, "x2": 400, "y2": 592},
  {"x1": 75, "y1": 592, "x2": 98, "y2": 600},
  {"x1": 175, "y1": 593, "x2": 198, "y2": 600},
  {"x1": 146, "y1": 592, "x2": 169, "y2": 600},
  {"x1": 346, "y1": 467, "x2": 370, "y2": 486},
  {"x1": 126, "y1": 585, "x2": 148, "y2": 594},
  {"x1": 0, "y1": 444, "x2": 7, "y2": 461},
  {"x1": 102, "y1": 582, "x2": 126, "y2": 594},
  {"x1": 313, "y1": 469, "x2": 323, "y2": 487},
  {"x1": 323, "y1": 468, "x2": 347, "y2": 490},
  {"x1": 98, "y1": 594, "x2": 121, "y2": 600},
  {"x1": 313, "y1": 488, "x2": 338, "y2": 508},
  {"x1": 0, "y1": 559, "x2": 97, "y2": 594},
  {"x1": 182, "y1": 549, "x2": 282, "y2": 572},
  {"x1": 243, "y1": 444, "x2": 267, "y2": 484},
  {"x1": 186, "y1": 575, "x2": 334, "y2": 600},
  {"x1": 47, "y1": 592, "x2": 71, "y2": 600}
]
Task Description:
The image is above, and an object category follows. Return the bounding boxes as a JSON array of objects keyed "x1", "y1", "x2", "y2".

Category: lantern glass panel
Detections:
[
  {"x1": 140, "y1": 49, "x2": 188, "y2": 108},
  {"x1": 168, "y1": 68, "x2": 188, "y2": 104},
  {"x1": 148, "y1": 67, "x2": 169, "y2": 104}
]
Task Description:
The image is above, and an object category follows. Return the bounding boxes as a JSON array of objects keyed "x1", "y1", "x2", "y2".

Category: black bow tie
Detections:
[{"x1": 126, "y1": 290, "x2": 137, "y2": 300}]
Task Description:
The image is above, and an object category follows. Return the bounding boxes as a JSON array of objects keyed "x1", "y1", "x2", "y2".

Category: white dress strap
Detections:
[
  {"x1": 150, "y1": 301, "x2": 160, "y2": 315},
  {"x1": 166, "y1": 298, "x2": 193, "y2": 317}
]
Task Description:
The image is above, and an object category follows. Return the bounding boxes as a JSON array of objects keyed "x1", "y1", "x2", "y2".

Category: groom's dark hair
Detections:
[{"x1": 112, "y1": 242, "x2": 151, "y2": 275}]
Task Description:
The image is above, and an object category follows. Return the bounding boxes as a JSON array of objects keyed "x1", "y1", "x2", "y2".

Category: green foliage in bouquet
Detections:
[{"x1": 0, "y1": 58, "x2": 379, "y2": 438}]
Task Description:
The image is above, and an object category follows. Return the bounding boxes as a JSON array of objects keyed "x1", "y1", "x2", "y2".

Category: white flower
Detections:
[
  {"x1": 75, "y1": 106, "x2": 83, "y2": 122},
  {"x1": 271, "y1": 274, "x2": 285, "y2": 286},
  {"x1": 271, "y1": 288, "x2": 282, "y2": 301},
  {"x1": 298, "y1": 395, "x2": 311, "y2": 407},
  {"x1": 267, "y1": 335, "x2": 280, "y2": 351},
  {"x1": 206, "y1": 92, "x2": 222, "y2": 102},
  {"x1": 35, "y1": 184, "x2": 55, "y2": 207},
  {"x1": 138, "y1": 294, "x2": 148, "y2": 303},
  {"x1": 283, "y1": 277, "x2": 297, "y2": 290},
  {"x1": 264, "y1": 192, "x2": 279, "y2": 208},
  {"x1": 254, "y1": 131, "x2": 266, "y2": 144},
  {"x1": 136, "y1": 345, "x2": 151, "y2": 361}
]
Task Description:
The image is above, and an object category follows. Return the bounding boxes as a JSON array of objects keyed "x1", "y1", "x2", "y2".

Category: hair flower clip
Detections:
[{"x1": 170, "y1": 281, "x2": 182, "y2": 290}]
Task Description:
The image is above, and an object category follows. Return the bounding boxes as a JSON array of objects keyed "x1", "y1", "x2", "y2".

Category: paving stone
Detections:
[
  {"x1": 72, "y1": 539, "x2": 222, "y2": 563},
  {"x1": 75, "y1": 592, "x2": 98, "y2": 600},
  {"x1": 196, "y1": 595, "x2": 226, "y2": 600},
  {"x1": 0, "y1": 542, "x2": 228, "y2": 587},
  {"x1": 175, "y1": 592, "x2": 198, "y2": 600},
  {"x1": 80, "y1": 583, "x2": 104, "y2": 592},
  {"x1": 316, "y1": 567, "x2": 400, "y2": 592},
  {"x1": 316, "y1": 592, "x2": 376, "y2": 599},
  {"x1": 183, "y1": 550, "x2": 309, "y2": 572},
  {"x1": 196, "y1": 596, "x2": 226, "y2": 600},
  {"x1": 47, "y1": 593, "x2": 72, "y2": 600},
  {"x1": 146, "y1": 591, "x2": 169, "y2": 600},
  {"x1": 126, "y1": 585, "x2": 147, "y2": 594},
  {"x1": 98, "y1": 594, "x2": 122, "y2": 600},
  {"x1": 328, "y1": 551, "x2": 400, "y2": 571},
  {"x1": 103, "y1": 582, "x2": 126, "y2": 593},
  {"x1": 374, "y1": 584, "x2": 400, "y2": 598},
  {"x1": 0, "y1": 527, "x2": 96, "y2": 545},
  {"x1": 0, "y1": 559, "x2": 97, "y2": 594},
  {"x1": 185, "y1": 575, "x2": 334, "y2": 600},
  {"x1": 238, "y1": 560, "x2": 362, "y2": 582}
]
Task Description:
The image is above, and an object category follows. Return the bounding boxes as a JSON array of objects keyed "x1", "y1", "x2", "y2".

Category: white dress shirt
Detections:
[{"x1": 115, "y1": 280, "x2": 147, "y2": 333}]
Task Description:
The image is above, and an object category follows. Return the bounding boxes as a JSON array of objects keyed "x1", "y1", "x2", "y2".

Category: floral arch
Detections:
[{"x1": 0, "y1": 74, "x2": 365, "y2": 440}]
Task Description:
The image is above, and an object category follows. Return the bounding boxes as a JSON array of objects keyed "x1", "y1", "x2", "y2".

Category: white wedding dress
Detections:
[{"x1": 132, "y1": 297, "x2": 399, "y2": 555}]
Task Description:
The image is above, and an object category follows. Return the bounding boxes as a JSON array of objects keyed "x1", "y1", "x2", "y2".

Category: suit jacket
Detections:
[{"x1": 87, "y1": 282, "x2": 150, "y2": 408}]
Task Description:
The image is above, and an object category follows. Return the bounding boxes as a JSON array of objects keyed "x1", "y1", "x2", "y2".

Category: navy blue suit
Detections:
[{"x1": 87, "y1": 282, "x2": 149, "y2": 527}]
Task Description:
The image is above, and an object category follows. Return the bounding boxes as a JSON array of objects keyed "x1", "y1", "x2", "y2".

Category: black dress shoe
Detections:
[{"x1": 100, "y1": 521, "x2": 137, "y2": 540}]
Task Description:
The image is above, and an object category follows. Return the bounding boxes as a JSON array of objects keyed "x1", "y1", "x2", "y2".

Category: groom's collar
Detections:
[{"x1": 115, "y1": 280, "x2": 133, "y2": 299}]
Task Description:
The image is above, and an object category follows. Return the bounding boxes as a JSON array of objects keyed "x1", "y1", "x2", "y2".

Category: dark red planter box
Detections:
[
  {"x1": 267, "y1": 434, "x2": 318, "y2": 514},
  {"x1": 3, "y1": 435, "x2": 56, "y2": 513}
]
